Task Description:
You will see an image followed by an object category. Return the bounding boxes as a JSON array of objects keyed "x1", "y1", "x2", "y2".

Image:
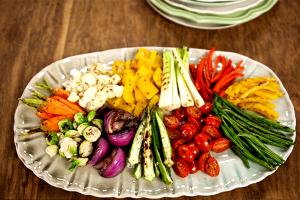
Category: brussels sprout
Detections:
[
  {"x1": 82, "y1": 126, "x2": 101, "y2": 142},
  {"x1": 77, "y1": 122, "x2": 89, "y2": 135},
  {"x1": 65, "y1": 130, "x2": 81, "y2": 138},
  {"x1": 87, "y1": 110, "x2": 97, "y2": 122},
  {"x1": 91, "y1": 119, "x2": 103, "y2": 130},
  {"x1": 73, "y1": 122, "x2": 78, "y2": 130},
  {"x1": 59, "y1": 137, "x2": 78, "y2": 159},
  {"x1": 45, "y1": 145, "x2": 58, "y2": 157},
  {"x1": 69, "y1": 157, "x2": 89, "y2": 171},
  {"x1": 58, "y1": 119, "x2": 74, "y2": 133},
  {"x1": 74, "y1": 112, "x2": 87, "y2": 125},
  {"x1": 79, "y1": 141, "x2": 93, "y2": 157},
  {"x1": 73, "y1": 137, "x2": 83, "y2": 143},
  {"x1": 46, "y1": 132, "x2": 59, "y2": 145}
]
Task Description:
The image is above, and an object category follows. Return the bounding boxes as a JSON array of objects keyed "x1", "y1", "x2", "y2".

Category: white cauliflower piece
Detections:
[
  {"x1": 110, "y1": 74, "x2": 121, "y2": 85},
  {"x1": 113, "y1": 85, "x2": 124, "y2": 97},
  {"x1": 68, "y1": 91, "x2": 80, "y2": 102},
  {"x1": 81, "y1": 73, "x2": 97, "y2": 86}
]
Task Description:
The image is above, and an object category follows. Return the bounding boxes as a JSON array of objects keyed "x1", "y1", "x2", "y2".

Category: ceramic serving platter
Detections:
[
  {"x1": 14, "y1": 47, "x2": 296, "y2": 198},
  {"x1": 149, "y1": 0, "x2": 277, "y2": 25}
]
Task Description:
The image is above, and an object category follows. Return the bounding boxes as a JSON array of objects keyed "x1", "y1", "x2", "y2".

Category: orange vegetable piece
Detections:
[
  {"x1": 41, "y1": 115, "x2": 72, "y2": 132},
  {"x1": 52, "y1": 88, "x2": 70, "y2": 99},
  {"x1": 39, "y1": 98, "x2": 77, "y2": 116},
  {"x1": 50, "y1": 96, "x2": 86, "y2": 114},
  {"x1": 36, "y1": 111, "x2": 56, "y2": 119}
]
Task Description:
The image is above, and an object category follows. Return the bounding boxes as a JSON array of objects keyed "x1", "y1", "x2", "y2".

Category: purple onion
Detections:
[
  {"x1": 94, "y1": 147, "x2": 126, "y2": 178},
  {"x1": 107, "y1": 127, "x2": 135, "y2": 147},
  {"x1": 104, "y1": 110, "x2": 137, "y2": 134},
  {"x1": 89, "y1": 137, "x2": 110, "y2": 166}
]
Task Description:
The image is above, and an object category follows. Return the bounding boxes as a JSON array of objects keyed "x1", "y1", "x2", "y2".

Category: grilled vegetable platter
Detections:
[{"x1": 14, "y1": 47, "x2": 295, "y2": 198}]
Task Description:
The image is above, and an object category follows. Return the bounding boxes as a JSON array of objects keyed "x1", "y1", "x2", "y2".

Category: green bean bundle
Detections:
[{"x1": 213, "y1": 95, "x2": 294, "y2": 170}]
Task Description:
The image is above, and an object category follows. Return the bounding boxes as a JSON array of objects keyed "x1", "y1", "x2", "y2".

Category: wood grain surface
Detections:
[{"x1": 0, "y1": 0, "x2": 299, "y2": 199}]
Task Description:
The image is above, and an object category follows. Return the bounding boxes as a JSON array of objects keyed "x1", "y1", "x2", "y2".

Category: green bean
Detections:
[{"x1": 231, "y1": 145, "x2": 250, "y2": 168}]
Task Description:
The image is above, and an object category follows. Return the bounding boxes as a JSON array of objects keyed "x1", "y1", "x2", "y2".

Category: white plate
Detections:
[
  {"x1": 14, "y1": 47, "x2": 296, "y2": 198},
  {"x1": 166, "y1": 0, "x2": 263, "y2": 15}
]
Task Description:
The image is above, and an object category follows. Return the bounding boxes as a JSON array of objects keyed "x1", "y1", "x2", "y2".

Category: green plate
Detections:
[
  {"x1": 150, "y1": 0, "x2": 277, "y2": 25},
  {"x1": 172, "y1": 0, "x2": 247, "y2": 7}
]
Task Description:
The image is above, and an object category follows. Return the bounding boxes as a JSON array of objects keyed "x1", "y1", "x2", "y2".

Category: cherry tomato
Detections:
[
  {"x1": 194, "y1": 133, "x2": 212, "y2": 152},
  {"x1": 211, "y1": 137, "x2": 231, "y2": 153},
  {"x1": 177, "y1": 144, "x2": 195, "y2": 162},
  {"x1": 200, "y1": 103, "x2": 213, "y2": 115},
  {"x1": 188, "y1": 117, "x2": 201, "y2": 130},
  {"x1": 172, "y1": 139, "x2": 186, "y2": 150},
  {"x1": 164, "y1": 115, "x2": 180, "y2": 129},
  {"x1": 205, "y1": 157, "x2": 220, "y2": 177},
  {"x1": 173, "y1": 159, "x2": 189, "y2": 178},
  {"x1": 204, "y1": 115, "x2": 222, "y2": 128},
  {"x1": 168, "y1": 129, "x2": 181, "y2": 140},
  {"x1": 187, "y1": 143, "x2": 200, "y2": 158},
  {"x1": 202, "y1": 125, "x2": 222, "y2": 138},
  {"x1": 173, "y1": 108, "x2": 185, "y2": 121},
  {"x1": 180, "y1": 123, "x2": 198, "y2": 141},
  {"x1": 172, "y1": 150, "x2": 176, "y2": 161},
  {"x1": 188, "y1": 161, "x2": 198, "y2": 174},
  {"x1": 186, "y1": 106, "x2": 202, "y2": 119},
  {"x1": 197, "y1": 152, "x2": 211, "y2": 172}
]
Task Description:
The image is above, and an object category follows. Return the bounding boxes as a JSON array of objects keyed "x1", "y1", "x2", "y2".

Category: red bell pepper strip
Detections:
[
  {"x1": 203, "y1": 62, "x2": 211, "y2": 87},
  {"x1": 236, "y1": 60, "x2": 244, "y2": 68},
  {"x1": 189, "y1": 63, "x2": 197, "y2": 80},
  {"x1": 211, "y1": 55, "x2": 226, "y2": 79},
  {"x1": 213, "y1": 73, "x2": 243, "y2": 93},
  {"x1": 207, "y1": 48, "x2": 216, "y2": 79},
  {"x1": 196, "y1": 58, "x2": 206, "y2": 88},
  {"x1": 211, "y1": 56, "x2": 229, "y2": 83}
]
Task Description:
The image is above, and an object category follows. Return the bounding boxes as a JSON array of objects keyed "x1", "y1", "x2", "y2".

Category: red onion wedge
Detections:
[
  {"x1": 89, "y1": 137, "x2": 110, "y2": 166},
  {"x1": 94, "y1": 147, "x2": 126, "y2": 178},
  {"x1": 107, "y1": 127, "x2": 135, "y2": 147},
  {"x1": 104, "y1": 110, "x2": 137, "y2": 134}
]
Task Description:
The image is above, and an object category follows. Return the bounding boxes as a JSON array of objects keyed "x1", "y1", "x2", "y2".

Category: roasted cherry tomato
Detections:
[
  {"x1": 172, "y1": 150, "x2": 177, "y2": 161},
  {"x1": 204, "y1": 115, "x2": 222, "y2": 128},
  {"x1": 173, "y1": 108, "x2": 185, "y2": 121},
  {"x1": 168, "y1": 129, "x2": 181, "y2": 140},
  {"x1": 197, "y1": 152, "x2": 211, "y2": 172},
  {"x1": 186, "y1": 106, "x2": 202, "y2": 119},
  {"x1": 172, "y1": 139, "x2": 186, "y2": 150},
  {"x1": 194, "y1": 133, "x2": 212, "y2": 152},
  {"x1": 180, "y1": 123, "x2": 198, "y2": 141},
  {"x1": 164, "y1": 115, "x2": 180, "y2": 129},
  {"x1": 202, "y1": 125, "x2": 222, "y2": 138},
  {"x1": 188, "y1": 160, "x2": 198, "y2": 174},
  {"x1": 188, "y1": 117, "x2": 201, "y2": 130},
  {"x1": 200, "y1": 103, "x2": 213, "y2": 115},
  {"x1": 187, "y1": 143, "x2": 200, "y2": 158},
  {"x1": 205, "y1": 157, "x2": 220, "y2": 177},
  {"x1": 177, "y1": 144, "x2": 195, "y2": 162},
  {"x1": 211, "y1": 137, "x2": 231, "y2": 153},
  {"x1": 173, "y1": 159, "x2": 189, "y2": 178}
]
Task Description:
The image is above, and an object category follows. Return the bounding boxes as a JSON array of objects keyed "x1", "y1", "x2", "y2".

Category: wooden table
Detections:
[{"x1": 0, "y1": 0, "x2": 299, "y2": 199}]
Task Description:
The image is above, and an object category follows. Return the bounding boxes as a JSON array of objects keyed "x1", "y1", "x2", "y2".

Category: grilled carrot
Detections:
[
  {"x1": 39, "y1": 98, "x2": 77, "y2": 116},
  {"x1": 41, "y1": 115, "x2": 72, "y2": 132},
  {"x1": 50, "y1": 96, "x2": 86, "y2": 114},
  {"x1": 36, "y1": 111, "x2": 56, "y2": 119},
  {"x1": 52, "y1": 88, "x2": 70, "y2": 99}
]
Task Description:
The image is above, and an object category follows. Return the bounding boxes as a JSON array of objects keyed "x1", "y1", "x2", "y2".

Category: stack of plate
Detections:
[{"x1": 147, "y1": 0, "x2": 278, "y2": 29}]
